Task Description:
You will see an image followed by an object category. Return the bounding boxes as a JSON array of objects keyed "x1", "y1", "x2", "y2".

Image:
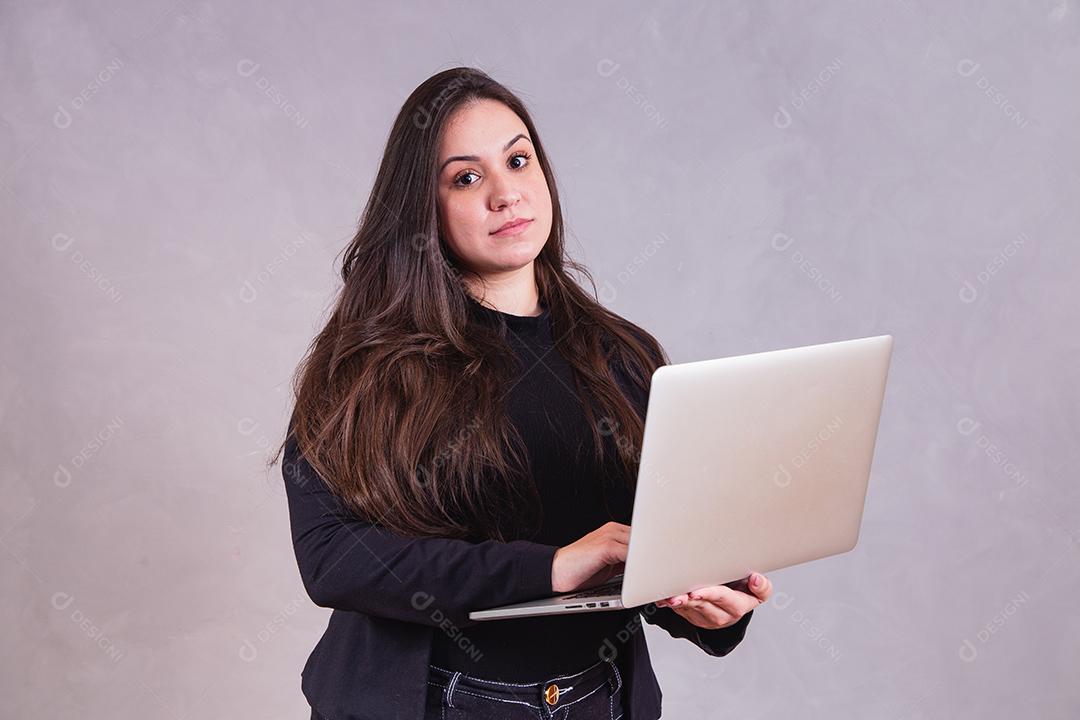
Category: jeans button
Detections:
[{"x1": 544, "y1": 683, "x2": 560, "y2": 705}]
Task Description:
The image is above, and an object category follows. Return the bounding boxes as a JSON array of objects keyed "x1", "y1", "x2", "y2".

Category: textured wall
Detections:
[{"x1": 2, "y1": 1, "x2": 1077, "y2": 718}]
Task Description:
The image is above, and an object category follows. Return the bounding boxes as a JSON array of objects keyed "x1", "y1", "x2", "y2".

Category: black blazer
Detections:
[{"x1": 282, "y1": 341, "x2": 754, "y2": 720}]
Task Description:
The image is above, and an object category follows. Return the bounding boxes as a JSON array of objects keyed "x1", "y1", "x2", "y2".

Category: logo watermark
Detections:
[
  {"x1": 770, "y1": 233, "x2": 843, "y2": 303},
  {"x1": 774, "y1": 57, "x2": 844, "y2": 129},
  {"x1": 770, "y1": 591, "x2": 842, "y2": 661},
  {"x1": 238, "y1": 231, "x2": 309, "y2": 303},
  {"x1": 54, "y1": 416, "x2": 125, "y2": 488},
  {"x1": 50, "y1": 233, "x2": 124, "y2": 303},
  {"x1": 51, "y1": 592, "x2": 125, "y2": 663},
  {"x1": 957, "y1": 232, "x2": 1029, "y2": 304},
  {"x1": 236, "y1": 59, "x2": 310, "y2": 130},
  {"x1": 958, "y1": 590, "x2": 1030, "y2": 662},
  {"x1": 53, "y1": 57, "x2": 125, "y2": 130},
  {"x1": 411, "y1": 590, "x2": 485, "y2": 662},
  {"x1": 956, "y1": 59, "x2": 1031, "y2": 130},
  {"x1": 598, "y1": 231, "x2": 669, "y2": 304},
  {"x1": 238, "y1": 592, "x2": 307, "y2": 662},
  {"x1": 596, "y1": 59, "x2": 670, "y2": 130},
  {"x1": 956, "y1": 416, "x2": 1028, "y2": 488},
  {"x1": 774, "y1": 415, "x2": 844, "y2": 487}
]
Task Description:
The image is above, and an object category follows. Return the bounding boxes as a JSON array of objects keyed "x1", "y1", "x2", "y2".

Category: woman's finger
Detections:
[
  {"x1": 670, "y1": 599, "x2": 739, "y2": 629},
  {"x1": 656, "y1": 593, "x2": 690, "y2": 608},
  {"x1": 687, "y1": 584, "x2": 760, "y2": 615},
  {"x1": 746, "y1": 572, "x2": 772, "y2": 602},
  {"x1": 659, "y1": 571, "x2": 774, "y2": 609},
  {"x1": 707, "y1": 573, "x2": 773, "y2": 602},
  {"x1": 685, "y1": 584, "x2": 742, "y2": 604}
]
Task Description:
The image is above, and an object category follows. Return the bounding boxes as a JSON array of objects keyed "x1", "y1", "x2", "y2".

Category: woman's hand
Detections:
[
  {"x1": 654, "y1": 571, "x2": 772, "y2": 630},
  {"x1": 551, "y1": 521, "x2": 630, "y2": 594}
]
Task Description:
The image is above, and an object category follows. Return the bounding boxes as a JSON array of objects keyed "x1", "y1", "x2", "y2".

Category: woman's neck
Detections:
[{"x1": 464, "y1": 266, "x2": 542, "y2": 316}]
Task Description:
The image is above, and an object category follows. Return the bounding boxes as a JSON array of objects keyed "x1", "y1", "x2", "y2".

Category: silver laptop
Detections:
[{"x1": 468, "y1": 334, "x2": 893, "y2": 621}]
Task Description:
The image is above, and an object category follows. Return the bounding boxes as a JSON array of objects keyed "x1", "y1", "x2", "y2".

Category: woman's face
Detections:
[{"x1": 436, "y1": 99, "x2": 552, "y2": 285}]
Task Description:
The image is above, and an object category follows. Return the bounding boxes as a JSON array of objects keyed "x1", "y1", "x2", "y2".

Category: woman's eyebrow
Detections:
[{"x1": 439, "y1": 134, "x2": 531, "y2": 173}]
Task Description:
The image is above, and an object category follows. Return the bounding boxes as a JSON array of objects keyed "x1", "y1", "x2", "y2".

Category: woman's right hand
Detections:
[{"x1": 551, "y1": 521, "x2": 630, "y2": 594}]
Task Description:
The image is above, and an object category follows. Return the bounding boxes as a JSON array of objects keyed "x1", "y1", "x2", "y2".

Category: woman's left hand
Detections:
[{"x1": 654, "y1": 571, "x2": 772, "y2": 630}]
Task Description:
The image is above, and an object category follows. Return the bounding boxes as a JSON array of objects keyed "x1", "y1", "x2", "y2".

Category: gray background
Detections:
[{"x1": 3, "y1": 1, "x2": 1077, "y2": 717}]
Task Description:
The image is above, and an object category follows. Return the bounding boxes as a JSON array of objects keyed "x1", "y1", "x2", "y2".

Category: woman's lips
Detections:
[{"x1": 491, "y1": 218, "x2": 533, "y2": 237}]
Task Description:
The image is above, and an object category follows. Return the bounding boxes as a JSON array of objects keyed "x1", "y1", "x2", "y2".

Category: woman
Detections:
[{"x1": 277, "y1": 67, "x2": 772, "y2": 720}]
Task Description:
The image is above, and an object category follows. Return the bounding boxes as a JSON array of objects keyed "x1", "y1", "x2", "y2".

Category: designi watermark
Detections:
[
  {"x1": 774, "y1": 414, "x2": 844, "y2": 487},
  {"x1": 956, "y1": 59, "x2": 1031, "y2": 130},
  {"x1": 51, "y1": 591, "x2": 125, "y2": 663},
  {"x1": 54, "y1": 416, "x2": 125, "y2": 488},
  {"x1": 774, "y1": 57, "x2": 845, "y2": 129},
  {"x1": 958, "y1": 232, "x2": 1029, "y2": 304},
  {"x1": 596, "y1": 59, "x2": 670, "y2": 130},
  {"x1": 958, "y1": 590, "x2": 1030, "y2": 662},
  {"x1": 771, "y1": 233, "x2": 843, "y2": 303},
  {"x1": 956, "y1": 416, "x2": 1028, "y2": 488}
]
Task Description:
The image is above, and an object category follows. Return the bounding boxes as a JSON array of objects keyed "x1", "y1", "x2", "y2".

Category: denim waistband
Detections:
[{"x1": 427, "y1": 656, "x2": 621, "y2": 715}]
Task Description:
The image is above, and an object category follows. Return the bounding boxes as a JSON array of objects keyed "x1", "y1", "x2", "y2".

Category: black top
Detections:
[
  {"x1": 281, "y1": 298, "x2": 754, "y2": 720},
  {"x1": 429, "y1": 295, "x2": 638, "y2": 680}
]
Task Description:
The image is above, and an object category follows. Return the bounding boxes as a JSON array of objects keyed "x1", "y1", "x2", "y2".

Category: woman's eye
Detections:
[
  {"x1": 508, "y1": 151, "x2": 532, "y2": 169},
  {"x1": 451, "y1": 152, "x2": 532, "y2": 188},
  {"x1": 453, "y1": 170, "x2": 479, "y2": 187}
]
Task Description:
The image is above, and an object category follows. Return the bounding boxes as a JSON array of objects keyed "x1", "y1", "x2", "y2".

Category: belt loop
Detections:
[
  {"x1": 445, "y1": 670, "x2": 462, "y2": 708},
  {"x1": 606, "y1": 657, "x2": 622, "y2": 694}
]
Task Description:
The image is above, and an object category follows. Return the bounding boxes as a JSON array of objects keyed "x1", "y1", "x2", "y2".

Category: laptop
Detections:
[{"x1": 468, "y1": 334, "x2": 893, "y2": 621}]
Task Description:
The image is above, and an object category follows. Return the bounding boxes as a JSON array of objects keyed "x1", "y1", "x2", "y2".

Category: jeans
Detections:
[{"x1": 423, "y1": 657, "x2": 624, "y2": 720}]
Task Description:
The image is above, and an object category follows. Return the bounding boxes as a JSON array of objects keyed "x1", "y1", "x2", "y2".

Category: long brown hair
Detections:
[{"x1": 272, "y1": 66, "x2": 668, "y2": 543}]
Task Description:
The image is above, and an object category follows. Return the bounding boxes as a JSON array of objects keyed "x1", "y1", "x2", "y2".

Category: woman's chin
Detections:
[{"x1": 485, "y1": 243, "x2": 545, "y2": 266}]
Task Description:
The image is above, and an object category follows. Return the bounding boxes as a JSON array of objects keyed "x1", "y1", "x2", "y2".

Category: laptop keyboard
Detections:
[{"x1": 562, "y1": 580, "x2": 623, "y2": 599}]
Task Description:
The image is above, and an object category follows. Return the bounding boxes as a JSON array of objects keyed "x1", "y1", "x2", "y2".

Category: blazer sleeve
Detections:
[
  {"x1": 642, "y1": 603, "x2": 754, "y2": 657},
  {"x1": 282, "y1": 430, "x2": 559, "y2": 629}
]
